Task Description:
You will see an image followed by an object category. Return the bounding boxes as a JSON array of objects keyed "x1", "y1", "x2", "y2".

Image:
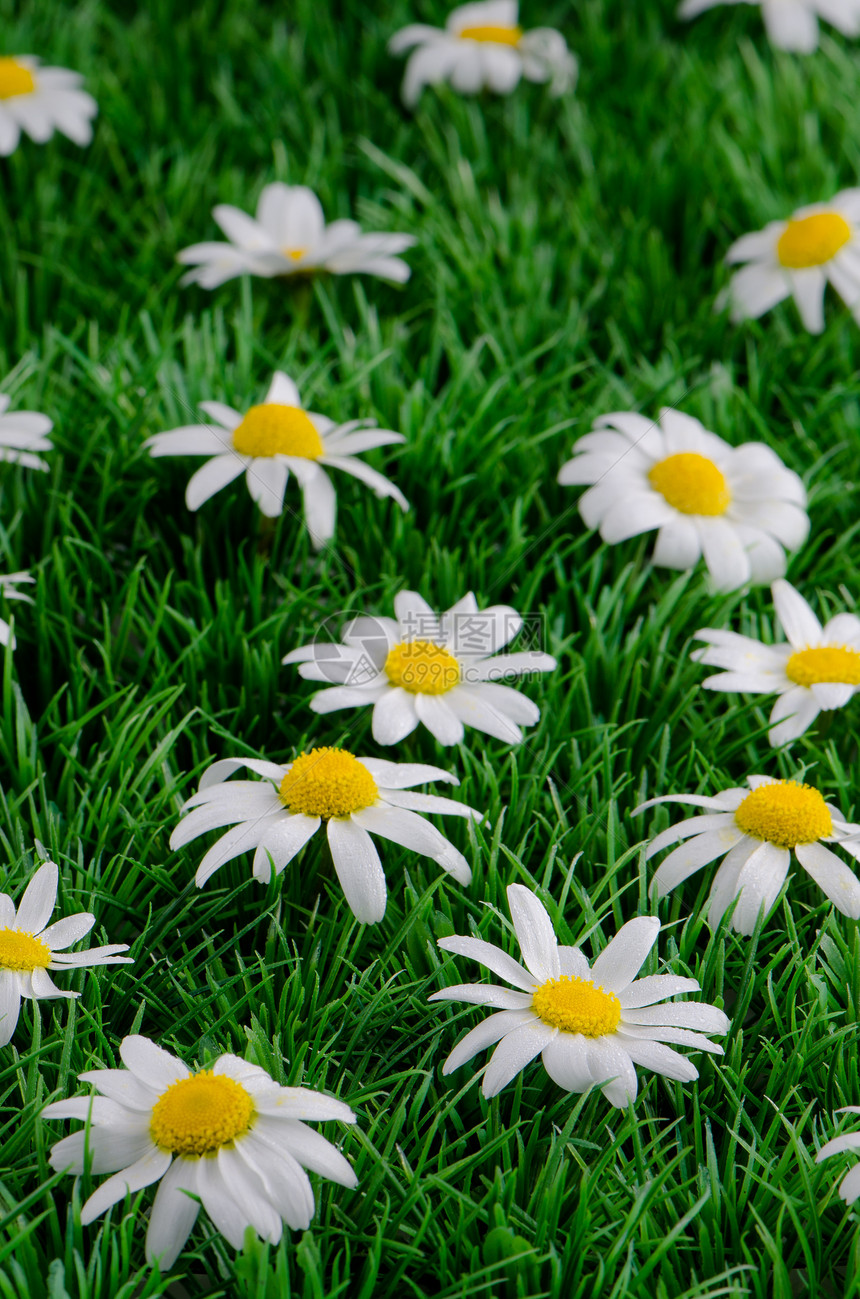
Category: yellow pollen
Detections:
[
  {"x1": 648, "y1": 452, "x2": 731, "y2": 516},
  {"x1": 734, "y1": 780, "x2": 832, "y2": 850},
  {"x1": 0, "y1": 928, "x2": 52, "y2": 972},
  {"x1": 777, "y1": 213, "x2": 851, "y2": 269},
  {"x1": 279, "y1": 747, "x2": 378, "y2": 819},
  {"x1": 232, "y1": 404, "x2": 323, "y2": 460},
  {"x1": 785, "y1": 645, "x2": 860, "y2": 689},
  {"x1": 150, "y1": 1071, "x2": 255, "y2": 1158},
  {"x1": 0, "y1": 58, "x2": 35, "y2": 99},
  {"x1": 283, "y1": 247, "x2": 309, "y2": 262},
  {"x1": 384, "y1": 641, "x2": 460, "y2": 695},
  {"x1": 531, "y1": 975, "x2": 621, "y2": 1036},
  {"x1": 458, "y1": 24, "x2": 523, "y2": 44}
]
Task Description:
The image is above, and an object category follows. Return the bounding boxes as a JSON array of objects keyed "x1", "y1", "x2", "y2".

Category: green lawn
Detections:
[{"x1": 3, "y1": 0, "x2": 860, "y2": 1295}]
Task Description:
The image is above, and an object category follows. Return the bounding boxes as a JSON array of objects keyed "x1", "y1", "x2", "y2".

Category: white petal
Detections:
[
  {"x1": 772, "y1": 579, "x2": 822, "y2": 649},
  {"x1": 506, "y1": 884, "x2": 559, "y2": 983},
  {"x1": 811, "y1": 683, "x2": 855, "y2": 710},
  {"x1": 195, "y1": 815, "x2": 283, "y2": 886},
  {"x1": 651, "y1": 520, "x2": 702, "y2": 571},
  {"x1": 796, "y1": 841, "x2": 860, "y2": 919},
  {"x1": 732, "y1": 840, "x2": 791, "y2": 935},
  {"x1": 789, "y1": 268, "x2": 827, "y2": 333},
  {"x1": 245, "y1": 458, "x2": 289, "y2": 518},
  {"x1": 768, "y1": 687, "x2": 821, "y2": 747},
  {"x1": 613, "y1": 1034, "x2": 699, "y2": 1084},
  {"x1": 272, "y1": 1118, "x2": 357, "y2": 1187},
  {"x1": 540, "y1": 1033, "x2": 593, "y2": 1092},
  {"x1": 816, "y1": 1133, "x2": 860, "y2": 1162},
  {"x1": 371, "y1": 688, "x2": 419, "y2": 745},
  {"x1": 185, "y1": 454, "x2": 245, "y2": 510},
  {"x1": 414, "y1": 694, "x2": 464, "y2": 745},
  {"x1": 15, "y1": 861, "x2": 58, "y2": 933},
  {"x1": 120, "y1": 1036, "x2": 190, "y2": 1090},
  {"x1": 650, "y1": 827, "x2": 745, "y2": 896},
  {"x1": 298, "y1": 465, "x2": 337, "y2": 548},
  {"x1": 80, "y1": 1147, "x2": 172, "y2": 1225},
  {"x1": 252, "y1": 815, "x2": 320, "y2": 882},
  {"x1": 264, "y1": 371, "x2": 302, "y2": 407},
  {"x1": 482, "y1": 1021, "x2": 556, "y2": 1097},
  {"x1": 326, "y1": 819, "x2": 387, "y2": 924},
  {"x1": 380, "y1": 789, "x2": 478, "y2": 820},
  {"x1": 428, "y1": 983, "x2": 534, "y2": 1011},
  {"x1": 585, "y1": 1037, "x2": 638, "y2": 1108},
  {"x1": 621, "y1": 1003, "x2": 729, "y2": 1033},
  {"x1": 436, "y1": 935, "x2": 536, "y2": 991},
  {"x1": 589, "y1": 918, "x2": 660, "y2": 993},
  {"x1": 441, "y1": 1009, "x2": 537, "y2": 1074},
  {"x1": 145, "y1": 1159, "x2": 201, "y2": 1269},
  {"x1": 619, "y1": 975, "x2": 701, "y2": 1009},
  {"x1": 195, "y1": 1156, "x2": 248, "y2": 1249},
  {"x1": 37, "y1": 911, "x2": 95, "y2": 950},
  {"x1": 360, "y1": 758, "x2": 457, "y2": 789},
  {"x1": 838, "y1": 1164, "x2": 860, "y2": 1205}
]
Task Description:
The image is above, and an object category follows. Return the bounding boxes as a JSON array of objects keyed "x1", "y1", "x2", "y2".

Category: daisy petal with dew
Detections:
[
  {"x1": 169, "y1": 748, "x2": 482, "y2": 924},
  {"x1": 144, "y1": 371, "x2": 409, "y2": 548},
  {"x1": 430, "y1": 883, "x2": 729, "y2": 1106},
  {"x1": 0, "y1": 386, "x2": 53, "y2": 471},
  {"x1": 282, "y1": 589, "x2": 556, "y2": 747},
  {"x1": 816, "y1": 1107, "x2": 860, "y2": 1205},
  {"x1": 42, "y1": 1035, "x2": 357, "y2": 1269},
  {"x1": 0, "y1": 861, "x2": 132, "y2": 1046},
  {"x1": 557, "y1": 407, "x2": 807, "y2": 592},
  {"x1": 0, "y1": 570, "x2": 35, "y2": 650},
  {"x1": 0, "y1": 57, "x2": 97, "y2": 156},
  {"x1": 680, "y1": 0, "x2": 860, "y2": 54}
]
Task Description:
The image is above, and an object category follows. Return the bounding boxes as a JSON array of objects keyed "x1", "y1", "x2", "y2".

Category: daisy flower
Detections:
[
  {"x1": 430, "y1": 884, "x2": 729, "y2": 1106},
  {"x1": 42, "y1": 1035, "x2": 357, "y2": 1269},
  {"x1": 388, "y1": 1, "x2": 577, "y2": 107},
  {"x1": 169, "y1": 749, "x2": 481, "y2": 924},
  {"x1": 721, "y1": 190, "x2": 860, "y2": 333},
  {"x1": 177, "y1": 182, "x2": 415, "y2": 290},
  {"x1": 680, "y1": 0, "x2": 860, "y2": 54},
  {"x1": 144, "y1": 371, "x2": 409, "y2": 548},
  {"x1": 557, "y1": 407, "x2": 808, "y2": 592},
  {"x1": 282, "y1": 589, "x2": 557, "y2": 746},
  {"x1": 0, "y1": 56, "x2": 97, "y2": 156},
  {"x1": 637, "y1": 775, "x2": 860, "y2": 935},
  {"x1": 0, "y1": 861, "x2": 132, "y2": 1046},
  {"x1": 693, "y1": 579, "x2": 860, "y2": 746},
  {"x1": 816, "y1": 1108, "x2": 860, "y2": 1204},
  {"x1": 0, "y1": 570, "x2": 34, "y2": 648},
  {"x1": 0, "y1": 389, "x2": 53, "y2": 470}
]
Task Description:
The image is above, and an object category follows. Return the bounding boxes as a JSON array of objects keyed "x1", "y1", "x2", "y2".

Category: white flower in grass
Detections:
[
  {"x1": 42, "y1": 1035, "x2": 357, "y2": 1270},
  {"x1": 558, "y1": 408, "x2": 807, "y2": 592},
  {"x1": 144, "y1": 371, "x2": 408, "y2": 548},
  {"x1": 389, "y1": 1, "x2": 577, "y2": 107},
  {"x1": 637, "y1": 776, "x2": 860, "y2": 935},
  {"x1": 680, "y1": 0, "x2": 860, "y2": 54},
  {"x1": 693, "y1": 579, "x2": 860, "y2": 746},
  {"x1": 177, "y1": 182, "x2": 415, "y2": 290},
  {"x1": 721, "y1": 191, "x2": 860, "y2": 333},
  {"x1": 0, "y1": 570, "x2": 34, "y2": 648},
  {"x1": 282, "y1": 590, "x2": 556, "y2": 747},
  {"x1": 0, "y1": 862, "x2": 132, "y2": 1046},
  {"x1": 170, "y1": 749, "x2": 480, "y2": 924},
  {"x1": 0, "y1": 390, "x2": 53, "y2": 471},
  {"x1": 0, "y1": 57, "x2": 97, "y2": 156},
  {"x1": 816, "y1": 1108, "x2": 860, "y2": 1204},
  {"x1": 430, "y1": 884, "x2": 729, "y2": 1106}
]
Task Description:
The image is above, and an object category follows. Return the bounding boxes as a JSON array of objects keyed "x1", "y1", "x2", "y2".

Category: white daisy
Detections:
[
  {"x1": 0, "y1": 389, "x2": 53, "y2": 471},
  {"x1": 0, "y1": 56, "x2": 97, "y2": 156},
  {"x1": 388, "y1": 1, "x2": 577, "y2": 107},
  {"x1": 720, "y1": 190, "x2": 860, "y2": 333},
  {"x1": 680, "y1": 0, "x2": 860, "y2": 54},
  {"x1": 42, "y1": 1034, "x2": 357, "y2": 1269},
  {"x1": 144, "y1": 370, "x2": 409, "y2": 548},
  {"x1": 0, "y1": 861, "x2": 132, "y2": 1046},
  {"x1": 816, "y1": 1108, "x2": 860, "y2": 1204},
  {"x1": 557, "y1": 407, "x2": 808, "y2": 592},
  {"x1": 282, "y1": 589, "x2": 556, "y2": 747},
  {"x1": 693, "y1": 579, "x2": 860, "y2": 746},
  {"x1": 169, "y1": 748, "x2": 480, "y2": 924},
  {"x1": 430, "y1": 884, "x2": 729, "y2": 1106},
  {"x1": 0, "y1": 570, "x2": 34, "y2": 648},
  {"x1": 177, "y1": 182, "x2": 415, "y2": 290},
  {"x1": 637, "y1": 775, "x2": 860, "y2": 935}
]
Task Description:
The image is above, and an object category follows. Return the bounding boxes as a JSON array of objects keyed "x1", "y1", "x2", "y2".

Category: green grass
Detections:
[{"x1": 3, "y1": 0, "x2": 860, "y2": 1294}]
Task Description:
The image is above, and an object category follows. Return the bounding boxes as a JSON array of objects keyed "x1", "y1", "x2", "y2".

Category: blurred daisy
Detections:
[
  {"x1": 170, "y1": 749, "x2": 480, "y2": 924},
  {"x1": 721, "y1": 191, "x2": 860, "y2": 333},
  {"x1": 0, "y1": 861, "x2": 131, "y2": 1046},
  {"x1": 693, "y1": 579, "x2": 860, "y2": 746},
  {"x1": 43, "y1": 1035, "x2": 357, "y2": 1269},
  {"x1": 680, "y1": 0, "x2": 860, "y2": 53},
  {"x1": 0, "y1": 570, "x2": 34, "y2": 648},
  {"x1": 389, "y1": 1, "x2": 577, "y2": 107},
  {"x1": 558, "y1": 407, "x2": 808, "y2": 592},
  {"x1": 816, "y1": 1108, "x2": 860, "y2": 1204},
  {"x1": 0, "y1": 390, "x2": 53, "y2": 470},
  {"x1": 145, "y1": 371, "x2": 409, "y2": 548},
  {"x1": 282, "y1": 589, "x2": 556, "y2": 746},
  {"x1": 637, "y1": 775, "x2": 860, "y2": 935},
  {"x1": 0, "y1": 56, "x2": 97, "y2": 156},
  {"x1": 430, "y1": 884, "x2": 729, "y2": 1105},
  {"x1": 177, "y1": 182, "x2": 415, "y2": 290}
]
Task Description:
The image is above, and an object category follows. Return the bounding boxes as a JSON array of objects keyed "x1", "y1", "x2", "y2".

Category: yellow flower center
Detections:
[
  {"x1": 384, "y1": 641, "x2": 461, "y2": 695},
  {"x1": 0, "y1": 928, "x2": 52, "y2": 972},
  {"x1": 734, "y1": 781, "x2": 832, "y2": 850},
  {"x1": 231, "y1": 404, "x2": 323, "y2": 460},
  {"x1": 777, "y1": 213, "x2": 851, "y2": 269},
  {"x1": 0, "y1": 58, "x2": 35, "y2": 99},
  {"x1": 150, "y1": 1071, "x2": 255, "y2": 1158},
  {"x1": 531, "y1": 975, "x2": 621, "y2": 1036},
  {"x1": 279, "y1": 747, "x2": 379, "y2": 819},
  {"x1": 785, "y1": 645, "x2": 860, "y2": 688},
  {"x1": 648, "y1": 452, "x2": 731, "y2": 516},
  {"x1": 458, "y1": 24, "x2": 523, "y2": 44},
  {"x1": 282, "y1": 247, "x2": 309, "y2": 262}
]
